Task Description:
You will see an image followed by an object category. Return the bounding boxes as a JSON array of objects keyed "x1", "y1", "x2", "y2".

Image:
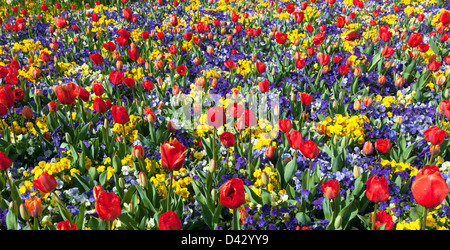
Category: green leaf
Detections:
[{"x1": 283, "y1": 157, "x2": 297, "y2": 188}]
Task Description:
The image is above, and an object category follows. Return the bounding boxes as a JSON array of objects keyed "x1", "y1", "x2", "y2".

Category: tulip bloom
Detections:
[
  {"x1": 424, "y1": 126, "x2": 446, "y2": 145},
  {"x1": 220, "y1": 178, "x2": 245, "y2": 209},
  {"x1": 90, "y1": 53, "x2": 104, "y2": 65},
  {"x1": 102, "y1": 41, "x2": 116, "y2": 52},
  {"x1": 287, "y1": 129, "x2": 304, "y2": 149},
  {"x1": 439, "y1": 100, "x2": 450, "y2": 120},
  {"x1": 207, "y1": 106, "x2": 226, "y2": 128},
  {"x1": 374, "y1": 138, "x2": 391, "y2": 154},
  {"x1": 0, "y1": 151, "x2": 12, "y2": 171},
  {"x1": 258, "y1": 80, "x2": 269, "y2": 92},
  {"x1": 160, "y1": 138, "x2": 188, "y2": 171},
  {"x1": 159, "y1": 211, "x2": 182, "y2": 230},
  {"x1": 95, "y1": 190, "x2": 122, "y2": 221},
  {"x1": 33, "y1": 172, "x2": 57, "y2": 193},
  {"x1": 0, "y1": 84, "x2": 15, "y2": 108},
  {"x1": 408, "y1": 32, "x2": 423, "y2": 47},
  {"x1": 275, "y1": 32, "x2": 288, "y2": 44},
  {"x1": 372, "y1": 210, "x2": 394, "y2": 230},
  {"x1": 109, "y1": 70, "x2": 124, "y2": 85},
  {"x1": 112, "y1": 105, "x2": 130, "y2": 124},
  {"x1": 93, "y1": 98, "x2": 109, "y2": 113},
  {"x1": 219, "y1": 132, "x2": 235, "y2": 148},
  {"x1": 53, "y1": 82, "x2": 80, "y2": 105},
  {"x1": 299, "y1": 139, "x2": 320, "y2": 159},
  {"x1": 133, "y1": 145, "x2": 144, "y2": 159},
  {"x1": 127, "y1": 47, "x2": 140, "y2": 61},
  {"x1": 57, "y1": 220, "x2": 78, "y2": 230},
  {"x1": 278, "y1": 119, "x2": 293, "y2": 133},
  {"x1": 255, "y1": 62, "x2": 266, "y2": 73},
  {"x1": 320, "y1": 179, "x2": 340, "y2": 200},
  {"x1": 299, "y1": 93, "x2": 313, "y2": 105},
  {"x1": 345, "y1": 30, "x2": 361, "y2": 41},
  {"x1": 411, "y1": 165, "x2": 449, "y2": 209},
  {"x1": 366, "y1": 175, "x2": 390, "y2": 203},
  {"x1": 54, "y1": 17, "x2": 67, "y2": 28},
  {"x1": 25, "y1": 197, "x2": 43, "y2": 218}
]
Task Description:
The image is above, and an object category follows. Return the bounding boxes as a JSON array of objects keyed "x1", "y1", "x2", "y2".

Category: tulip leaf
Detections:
[
  {"x1": 283, "y1": 157, "x2": 297, "y2": 188},
  {"x1": 6, "y1": 208, "x2": 17, "y2": 230},
  {"x1": 244, "y1": 185, "x2": 263, "y2": 205}
]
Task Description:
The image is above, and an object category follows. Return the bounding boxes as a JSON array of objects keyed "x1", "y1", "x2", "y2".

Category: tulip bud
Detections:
[
  {"x1": 362, "y1": 141, "x2": 374, "y2": 155},
  {"x1": 65, "y1": 132, "x2": 71, "y2": 143},
  {"x1": 265, "y1": 145, "x2": 275, "y2": 159},
  {"x1": 436, "y1": 75, "x2": 446, "y2": 87},
  {"x1": 353, "y1": 164, "x2": 361, "y2": 179},
  {"x1": 430, "y1": 144, "x2": 440, "y2": 155},
  {"x1": 19, "y1": 203, "x2": 31, "y2": 221},
  {"x1": 353, "y1": 67, "x2": 361, "y2": 78},
  {"x1": 118, "y1": 177, "x2": 125, "y2": 190},
  {"x1": 209, "y1": 158, "x2": 216, "y2": 173},
  {"x1": 353, "y1": 99, "x2": 361, "y2": 111},
  {"x1": 334, "y1": 215, "x2": 343, "y2": 229},
  {"x1": 139, "y1": 171, "x2": 148, "y2": 188},
  {"x1": 9, "y1": 200, "x2": 17, "y2": 215},
  {"x1": 395, "y1": 76, "x2": 405, "y2": 89},
  {"x1": 363, "y1": 96, "x2": 373, "y2": 108},
  {"x1": 261, "y1": 171, "x2": 269, "y2": 186},
  {"x1": 316, "y1": 124, "x2": 327, "y2": 135},
  {"x1": 211, "y1": 188, "x2": 217, "y2": 202},
  {"x1": 395, "y1": 115, "x2": 403, "y2": 124},
  {"x1": 378, "y1": 74, "x2": 386, "y2": 85},
  {"x1": 272, "y1": 103, "x2": 280, "y2": 116}
]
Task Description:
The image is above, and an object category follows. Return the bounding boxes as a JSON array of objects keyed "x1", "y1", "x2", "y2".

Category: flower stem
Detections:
[
  {"x1": 167, "y1": 170, "x2": 173, "y2": 212},
  {"x1": 421, "y1": 207, "x2": 428, "y2": 230},
  {"x1": 371, "y1": 202, "x2": 378, "y2": 230},
  {"x1": 232, "y1": 208, "x2": 239, "y2": 230}
]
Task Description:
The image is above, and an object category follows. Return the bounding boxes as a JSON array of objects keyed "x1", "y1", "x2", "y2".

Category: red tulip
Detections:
[
  {"x1": 220, "y1": 178, "x2": 245, "y2": 209},
  {"x1": 379, "y1": 26, "x2": 392, "y2": 42},
  {"x1": 428, "y1": 59, "x2": 441, "y2": 72},
  {"x1": 275, "y1": 32, "x2": 288, "y2": 44},
  {"x1": 53, "y1": 82, "x2": 80, "y2": 105},
  {"x1": 118, "y1": 28, "x2": 131, "y2": 40},
  {"x1": 408, "y1": 32, "x2": 423, "y2": 47},
  {"x1": 102, "y1": 41, "x2": 116, "y2": 52},
  {"x1": 142, "y1": 80, "x2": 154, "y2": 91},
  {"x1": 219, "y1": 132, "x2": 235, "y2": 148},
  {"x1": 0, "y1": 151, "x2": 13, "y2": 171},
  {"x1": 183, "y1": 32, "x2": 193, "y2": 41},
  {"x1": 207, "y1": 106, "x2": 226, "y2": 128},
  {"x1": 372, "y1": 210, "x2": 394, "y2": 230},
  {"x1": 54, "y1": 17, "x2": 67, "y2": 28},
  {"x1": 112, "y1": 105, "x2": 130, "y2": 124},
  {"x1": 374, "y1": 138, "x2": 391, "y2": 154},
  {"x1": 296, "y1": 59, "x2": 305, "y2": 69},
  {"x1": 122, "y1": 7, "x2": 132, "y2": 21},
  {"x1": 95, "y1": 190, "x2": 122, "y2": 221},
  {"x1": 92, "y1": 82, "x2": 104, "y2": 96},
  {"x1": 313, "y1": 32, "x2": 325, "y2": 46},
  {"x1": 440, "y1": 10, "x2": 450, "y2": 26},
  {"x1": 382, "y1": 46, "x2": 395, "y2": 58},
  {"x1": 317, "y1": 53, "x2": 330, "y2": 65},
  {"x1": 57, "y1": 220, "x2": 78, "y2": 230},
  {"x1": 336, "y1": 15, "x2": 345, "y2": 28},
  {"x1": 411, "y1": 165, "x2": 449, "y2": 208},
  {"x1": 424, "y1": 126, "x2": 446, "y2": 145},
  {"x1": 320, "y1": 179, "x2": 340, "y2": 200},
  {"x1": 33, "y1": 171, "x2": 57, "y2": 193},
  {"x1": 228, "y1": 102, "x2": 244, "y2": 118},
  {"x1": 123, "y1": 77, "x2": 135, "y2": 88},
  {"x1": 41, "y1": 3, "x2": 48, "y2": 12},
  {"x1": 93, "y1": 98, "x2": 108, "y2": 113},
  {"x1": 133, "y1": 145, "x2": 144, "y2": 159},
  {"x1": 224, "y1": 60, "x2": 236, "y2": 71},
  {"x1": 127, "y1": 47, "x2": 140, "y2": 61},
  {"x1": 345, "y1": 30, "x2": 361, "y2": 41},
  {"x1": 78, "y1": 86, "x2": 90, "y2": 102},
  {"x1": 159, "y1": 211, "x2": 182, "y2": 230},
  {"x1": 241, "y1": 109, "x2": 257, "y2": 127},
  {"x1": 278, "y1": 119, "x2": 293, "y2": 133},
  {"x1": 256, "y1": 62, "x2": 266, "y2": 73},
  {"x1": 339, "y1": 64, "x2": 350, "y2": 75},
  {"x1": 300, "y1": 139, "x2": 320, "y2": 159},
  {"x1": 366, "y1": 175, "x2": 390, "y2": 203},
  {"x1": 299, "y1": 92, "x2": 313, "y2": 105},
  {"x1": 439, "y1": 100, "x2": 450, "y2": 119},
  {"x1": 109, "y1": 70, "x2": 124, "y2": 85},
  {"x1": 287, "y1": 129, "x2": 304, "y2": 149},
  {"x1": 176, "y1": 65, "x2": 187, "y2": 75},
  {"x1": 160, "y1": 138, "x2": 188, "y2": 171},
  {"x1": 294, "y1": 11, "x2": 305, "y2": 23},
  {"x1": 258, "y1": 80, "x2": 269, "y2": 92},
  {"x1": 265, "y1": 145, "x2": 276, "y2": 159},
  {"x1": 0, "y1": 85, "x2": 15, "y2": 108}
]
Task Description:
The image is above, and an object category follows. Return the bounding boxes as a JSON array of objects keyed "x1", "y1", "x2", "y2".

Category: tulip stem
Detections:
[
  {"x1": 122, "y1": 124, "x2": 127, "y2": 148},
  {"x1": 421, "y1": 207, "x2": 428, "y2": 230},
  {"x1": 371, "y1": 202, "x2": 378, "y2": 230},
  {"x1": 167, "y1": 170, "x2": 173, "y2": 212},
  {"x1": 232, "y1": 208, "x2": 238, "y2": 230}
]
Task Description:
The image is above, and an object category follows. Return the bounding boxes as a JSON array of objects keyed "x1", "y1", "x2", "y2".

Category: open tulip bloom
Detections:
[{"x1": 0, "y1": 0, "x2": 450, "y2": 232}]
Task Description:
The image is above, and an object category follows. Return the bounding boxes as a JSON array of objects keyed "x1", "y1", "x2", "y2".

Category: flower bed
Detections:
[{"x1": 0, "y1": 0, "x2": 449, "y2": 231}]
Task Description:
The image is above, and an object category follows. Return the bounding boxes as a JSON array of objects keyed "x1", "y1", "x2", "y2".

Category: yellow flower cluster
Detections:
[
  {"x1": 319, "y1": 114, "x2": 369, "y2": 144},
  {"x1": 31, "y1": 158, "x2": 71, "y2": 179},
  {"x1": 112, "y1": 115, "x2": 141, "y2": 143},
  {"x1": 150, "y1": 167, "x2": 194, "y2": 200},
  {"x1": 379, "y1": 159, "x2": 418, "y2": 180},
  {"x1": 236, "y1": 59, "x2": 254, "y2": 77},
  {"x1": 396, "y1": 211, "x2": 449, "y2": 230},
  {"x1": 252, "y1": 165, "x2": 279, "y2": 194}
]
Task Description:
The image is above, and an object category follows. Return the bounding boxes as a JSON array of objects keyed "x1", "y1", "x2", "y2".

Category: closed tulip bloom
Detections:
[
  {"x1": 48, "y1": 100, "x2": 59, "y2": 112},
  {"x1": 102, "y1": 41, "x2": 116, "y2": 51},
  {"x1": 366, "y1": 175, "x2": 390, "y2": 203},
  {"x1": 93, "y1": 184, "x2": 104, "y2": 200},
  {"x1": 95, "y1": 191, "x2": 122, "y2": 221},
  {"x1": 428, "y1": 59, "x2": 441, "y2": 72},
  {"x1": 258, "y1": 80, "x2": 269, "y2": 92},
  {"x1": 207, "y1": 106, "x2": 226, "y2": 128},
  {"x1": 54, "y1": 17, "x2": 67, "y2": 28},
  {"x1": 90, "y1": 53, "x2": 104, "y2": 65},
  {"x1": 159, "y1": 210, "x2": 182, "y2": 230},
  {"x1": 33, "y1": 172, "x2": 57, "y2": 193},
  {"x1": 133, "y1": 145, "x2": 144, "y2": 159},
  {"x1": 112, "y1": 105, "x2": 130, "y2": 124},
  {"x1": 160, "y1": 138, "x2": 188, "y2": 171},
  {"x1": 439, "y1": 10, "x2": 450, "y2": 26},
  {"x1": 242, "y1": 109, "x2": 257, "y2": 127},
  {"x1": 278, "y1": 119, "x2": 293, "y2": 133},
  {"x1": 265, "y1": 145, "x2": 276, "y2": 159},
  {"x1": 228, "y1": 102, "x2": 245, "y2": 118},
  {"x1": 255, "y1": 62, "x2": 266, "y2": 73},
  {"x1": 219, "y1": 132, "x2": 235, "y2": 148},
  {"x1": 0, "y1": 84, "x2": 15, "y2": 108},
  {"x1": 53, "y1": 82, "x2": 80, "y2": 105},
  {"x1": 374, "y1": 138, "x2": 391, "y2": 154},
  {"x1": 0, "y1": 151, "x2": 13, "y2": 171},
  {"x1": 411, "y1": 165, "x2": 449, "y2": 208},
  {"x1": 299, "y1": 93, "x2": 313, "y2": 105},
  {"x1": 424, "y1": 126, "x2": 446, "y2": 145},
  {"x1": 408, "y1": 32, "x2": 423, "y2": 47},
  {"x1": 320, "y1": 179, "x2": 340, "y2": 199},
  {"x1": 219, "y1": 178, "x2": 245, "y2": 209},
  {"x1": 300, "y1": 139, "x2": 320, "y2": 159},
  {"x1": 127, "y1": 47, "x2": 140, "y2": 61},
  {"x1": 362, "y1": 141, "x2": 374, "y2": 155},
  {"x1": 109, "y1": 70, "x2": 124, "y2": 85},
  {"x1": 25, "y1": 197, "x2": 43, "y2": 218},
  {"x1": 287, "y1": 129, "x2": 304, "y2": 149},
  {"x1": 439, "y1": 100, "x2": 450, "y2": 119},
  {"x1": 345, "y1": 30, "x2": 361, "y2": 41},
  {"x1": 93, "y1": 98, "x2": 108, "y2": 113}
]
